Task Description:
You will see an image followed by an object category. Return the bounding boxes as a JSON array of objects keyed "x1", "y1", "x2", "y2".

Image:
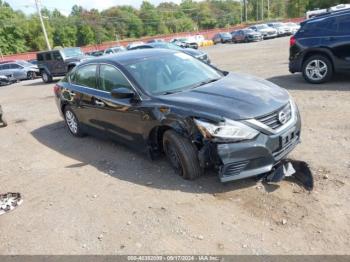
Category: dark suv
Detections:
[
  {"x1": 289, "y1": 10, "x2": 350, "y2": 83},
  {"x1": 37, "y1": 48, "x2": 87, "y2": 83}
]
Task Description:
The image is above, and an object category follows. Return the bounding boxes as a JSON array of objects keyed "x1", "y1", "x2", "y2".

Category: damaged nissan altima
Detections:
[{"x1": 54, "y1": 49, "x2": 301, "y2": 183}]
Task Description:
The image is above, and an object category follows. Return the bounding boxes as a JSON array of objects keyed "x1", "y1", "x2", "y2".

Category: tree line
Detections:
[{"x1": 0, "y1": 0, "x2": 348, "y2": 55}]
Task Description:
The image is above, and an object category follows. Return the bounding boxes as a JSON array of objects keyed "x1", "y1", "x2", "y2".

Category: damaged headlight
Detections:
[{"x1": 194, "y1": 118, "x2": 259, "y2": 142}]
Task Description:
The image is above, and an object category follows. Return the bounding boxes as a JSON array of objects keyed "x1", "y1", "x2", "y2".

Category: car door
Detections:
[
  {"x1": 52, "y1": 51, "x2": 66, "y2": 75},
  {"x1": 0, "y1": 64, "x2": 11, "y2": 77},
  {"x1": 331, "y1": 14, "x2": 350, "y2": 70},
  {"x1": 92, "y1": 64, "x2": 146, "y2": 147},
  {"x1": 10, "y1": 63, "x2": 26, "y2": 80},
  {"x1": 68, "y1": 64, "x2": 100, "y2": 130}
]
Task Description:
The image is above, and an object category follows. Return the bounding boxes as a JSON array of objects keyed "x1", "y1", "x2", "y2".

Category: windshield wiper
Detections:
[{"x1": 195, "y1": 78, "x2": 221, "y2": 87}]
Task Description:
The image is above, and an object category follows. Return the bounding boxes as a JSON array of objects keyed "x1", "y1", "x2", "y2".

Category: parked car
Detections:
[
  {"x1": 0, "y1": 74, "x2": 17, "y2": 86},
  {"x1": 126, "y1": 42, "x2": 145, "y2": 50},
  {"x1": 54, "y1": 49, "x2": 301, "y2": 183},
  {"x1": 37, "y1": 47, "x2": 87, "y2": 83},
  {"x1": 0, "y1": 105, "x2": 7, "y2": 127},
  {"x1": 289, "y1": 9, "x2": 350, "y2": 83},
  {"x1": 127, "y1": 42, "x2": 210, "y2": 64},
  {"x1": 232, "y1": 29, "x2": 263, "y2": 43},
  {"x1": 103, "y1": 46, "x2": 126, "y2": 55},
  {"x1": 267, "y1": 22, "x2": 292, "y2": 36},
  {"x1": 170, "y1": 38, "x2": 199, "y2": 49},
  {"x1": 0, "y1": 60, "x2": 39, "y2": 80},
  {"x1": 212, "y1": 32, "x2": 232, "y2": 44},
  {"x1": 284, "y1": 22, "x2": 300, "y2": 34},
  {"x1": 250, "y1": 24, "x2": 278, "y2": 39},
  {"x1": 86, "y1": 50, "x2": 105, "y2": 57},
  {"x1": 147, "y1": 39, "x2": 165, "y2": 43}
]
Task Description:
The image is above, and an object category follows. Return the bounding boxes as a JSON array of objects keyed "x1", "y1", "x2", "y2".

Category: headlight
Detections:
[{"x1": 194, "y1": 118, "x2": 259, "y2": 142}]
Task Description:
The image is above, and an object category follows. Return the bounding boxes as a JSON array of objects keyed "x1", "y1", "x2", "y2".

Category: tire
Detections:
[
  {"x1": 0, "y1": 117, "x2": 7, "y2": 127},
  {"x1": 163, "y1": 130, "x2": 202, "y2": 180},
  {"x1": 27, "y1": 71, "x2": 35, "y2": 80},
  {"x1": 64, "y1": 106, "x2": 85, "y2": 137},
  {"x1": 42, "y1": 71, "x2": 53, "y2": 83},
  {"x1": 302, "y1": 55, "x2": 333, "y2": 84}
]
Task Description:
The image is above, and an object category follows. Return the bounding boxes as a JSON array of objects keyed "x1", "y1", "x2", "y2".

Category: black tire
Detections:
[
  {"x1": 27, "y1": 71, "x2": 35, "y2": 80},
  {"x1": 302, "y1": 55, "x2": 333, "y2": 84},
  {"x1": 163, "y1": 130, "x2": 202, "y2": 180},
  {"x1": 42, "y1": 71, "x2": 53, "y2": 83},
  {"x1": 0, "y1": 117, "x2": 7, "y2": 127},
  {"x1": 63, "y1": 106, "x2": 85, "y2": 137}
]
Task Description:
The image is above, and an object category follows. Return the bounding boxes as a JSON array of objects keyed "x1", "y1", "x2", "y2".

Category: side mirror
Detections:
[{"x1": 111, "y1": 87, "x2": 135, "y2": 99}]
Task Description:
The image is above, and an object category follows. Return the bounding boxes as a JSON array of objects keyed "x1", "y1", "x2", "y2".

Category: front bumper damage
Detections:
[{"x1": 202, "y1": 113, "x2": 302, "y2": 183}]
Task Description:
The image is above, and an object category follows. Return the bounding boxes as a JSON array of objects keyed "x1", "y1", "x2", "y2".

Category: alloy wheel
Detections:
[
  {"x1": 65, "y1": 110, "x2": 78, "y2": 134},
  {"x1": 305, "y1": 59, "x2": 328, "y2": 81}
]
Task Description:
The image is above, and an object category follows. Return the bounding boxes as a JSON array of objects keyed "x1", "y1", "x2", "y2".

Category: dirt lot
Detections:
[{"x1": 0, "y1": 37, "x2": 349, "y2": 255}]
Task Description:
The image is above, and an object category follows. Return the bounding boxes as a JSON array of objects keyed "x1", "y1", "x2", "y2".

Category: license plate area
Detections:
[{"x1": 280, "y1": 127, "x2": 296, "y2": 148}]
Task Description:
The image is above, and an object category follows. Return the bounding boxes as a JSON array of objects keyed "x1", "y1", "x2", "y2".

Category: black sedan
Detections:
[
  {"x1": 127, "y1": 42, "x2": 210, "y2": 64},
  {"x1": 231, "y1": 29, "x2": 263, "y2": 43},
  {"x1": 54, "y1": 49, "x2": 301, "y2": 183}
]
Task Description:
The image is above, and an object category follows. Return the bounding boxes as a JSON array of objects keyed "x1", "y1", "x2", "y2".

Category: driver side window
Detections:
[{"x1": 99, "y1": 65, "x2": 132, "y2": 92}]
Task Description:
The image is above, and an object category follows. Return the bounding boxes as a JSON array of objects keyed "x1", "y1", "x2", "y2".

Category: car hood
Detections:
[{"x1": 157, "y1": 72, "x2": 290, "y2": 120}]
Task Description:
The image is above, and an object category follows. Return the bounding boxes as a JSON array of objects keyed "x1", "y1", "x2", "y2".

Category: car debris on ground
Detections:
[{"x1": 0, "y1": 193, "x2": 23, "y2": 216}]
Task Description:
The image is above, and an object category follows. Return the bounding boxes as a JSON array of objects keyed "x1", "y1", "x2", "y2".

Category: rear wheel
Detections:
[
  {"x1": 64, "y1": 106, "x2": 84, "y2": 137},
  {"x1": 163, "y1": 130, "x2": 202, "y2": 180},
  {"x1": 302, "y1": 55, "x2": 333, "y2": 84},
  {"x1": 42, "y1": 71, "x2": 53, "y2": 83}
]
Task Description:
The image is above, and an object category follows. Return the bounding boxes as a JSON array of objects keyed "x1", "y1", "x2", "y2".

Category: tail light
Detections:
[
  {"x1": 53, "y1": 84, "x2": 60, "y2": 95},
  {"x1": 290, "y1": 36, "x2": 296, "y2": 47}
]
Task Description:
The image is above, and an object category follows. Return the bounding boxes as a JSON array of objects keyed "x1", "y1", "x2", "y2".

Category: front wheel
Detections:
[
  {"x1": 64, "y1": 106, "x2": 85, "y2": 137},
  {"x1": 302, "y1": 55, "x2": 333, "y2": 84},
  {"x1": 27, "y1": 71, "x2": 35, "y2": 80},
  {"x1": 163, "y1": 130, "x2": 202, "y2": 180}
]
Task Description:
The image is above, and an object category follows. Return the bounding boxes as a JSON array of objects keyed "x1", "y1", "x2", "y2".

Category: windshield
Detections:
[
  {"x1": 17, "y1": 61, "x2": 35, "y2": 67},
  {"x1": 256, "y1": 24, "x2": 269, "y2": 29},
  {"x1": 125, "y1": 53, "x2": 223, "y2": 95},
  {"x1": 61, "y1": 48, "x2": 84, "y2": 58}
]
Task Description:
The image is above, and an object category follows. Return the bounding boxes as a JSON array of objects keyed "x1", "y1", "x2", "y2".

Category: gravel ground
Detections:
[{"x1": 0, "y1": 37, "x2": 349, "y2": 254}]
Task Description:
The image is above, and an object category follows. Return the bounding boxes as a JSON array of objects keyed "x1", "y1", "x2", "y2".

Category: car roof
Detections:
[{"x1": 80, "y1": 49, "x2": 179, "y2": 66}]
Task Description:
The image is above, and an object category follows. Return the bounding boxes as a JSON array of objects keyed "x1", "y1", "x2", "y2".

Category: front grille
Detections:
[
  {"x1": 256, "y1": 103, "x2": 292, "y2": 130},
  {"x1": 221, "y1": 160, "x2": 249, "y2": 177},
  {"x1": 273, "y1": 135, "x2": 299, "y2": 161}
]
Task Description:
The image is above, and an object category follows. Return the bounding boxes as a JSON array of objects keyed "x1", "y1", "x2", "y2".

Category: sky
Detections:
[{"x1": 6, "y1": 0, "x2": 183, "y2": 15}]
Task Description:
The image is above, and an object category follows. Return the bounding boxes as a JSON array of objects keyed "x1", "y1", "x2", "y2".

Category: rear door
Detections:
[
  {"x1": 68, "y1": 64, "x2": 100, "y2": 129},
  {"x1": 52, "y1": 51, "x2": 66, "y2": 75}
]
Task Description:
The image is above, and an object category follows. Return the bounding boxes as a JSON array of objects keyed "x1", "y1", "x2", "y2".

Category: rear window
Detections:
[{"x1": 337, "y1": 15, "x2": 350, "y2": 34}]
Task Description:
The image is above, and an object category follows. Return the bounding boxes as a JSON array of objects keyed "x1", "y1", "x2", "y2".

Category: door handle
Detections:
[
  {"x1": 325, "y1": 36, "x2": 336, "y2": 41},
  {"x1": 94, "y1": 100, "x2": 105, "y2": 107}
]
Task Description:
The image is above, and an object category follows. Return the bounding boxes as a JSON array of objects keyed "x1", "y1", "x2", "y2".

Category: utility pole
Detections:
[
  {"x1": 267, "y1": 0, "x2": 270, "y2": 20},
  {"x1": 261, "y1": 0, "x2": 264, "y2": 21},
  {"x1": 35, "y1": 0, "x2": 51, "y2": 50},
  {"x1": 244, "y1": 0, "x2": 248, "y2": 22},
  {"x1": 240, "y1": 0, "x2": 243, "y2": 24}
]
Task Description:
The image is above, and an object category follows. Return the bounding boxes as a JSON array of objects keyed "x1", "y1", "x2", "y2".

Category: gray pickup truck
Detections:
[{"x1": 37, "y1": 48, "x2": 88, "y2": 83}]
